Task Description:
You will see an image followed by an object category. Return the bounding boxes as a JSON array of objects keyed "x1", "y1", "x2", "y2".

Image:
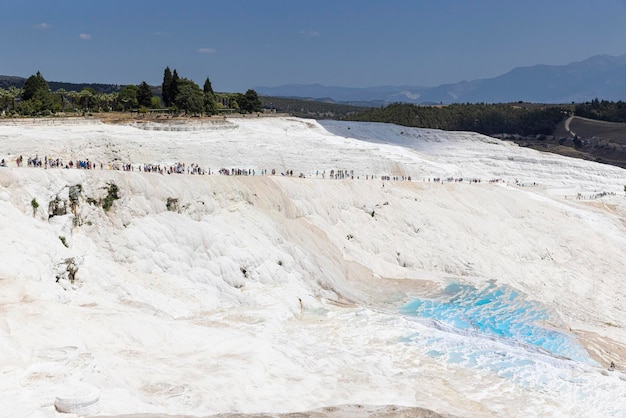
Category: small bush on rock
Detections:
[{"x1": 102, "y1": 182, "x2": 119, "y2": 212}]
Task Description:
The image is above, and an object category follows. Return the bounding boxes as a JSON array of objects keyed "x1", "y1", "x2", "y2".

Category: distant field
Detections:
[
  {"x1": 565, "y1": 116, "x2": 626, "y2": 144},
  {"x1": 514, "y1": 116, "x2": 626, "y2": 169}
]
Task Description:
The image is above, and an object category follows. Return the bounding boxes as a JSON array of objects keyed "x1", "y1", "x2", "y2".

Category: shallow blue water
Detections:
[{"x1": 400, "y1": 281, "x2": 592, "y2": 364}]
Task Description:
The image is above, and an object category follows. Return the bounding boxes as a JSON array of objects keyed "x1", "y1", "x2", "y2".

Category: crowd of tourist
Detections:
[
  {"x1": 1, "y1": 154, "x2": 405, "y2": 183},
  {"x1": 1, "y1": 153, "x2": 618, "y2": 201}
]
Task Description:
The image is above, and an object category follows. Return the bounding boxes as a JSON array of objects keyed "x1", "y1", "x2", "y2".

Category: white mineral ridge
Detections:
[{"x1": 0, "y1": 116, "x2": 625, "y2": 417}]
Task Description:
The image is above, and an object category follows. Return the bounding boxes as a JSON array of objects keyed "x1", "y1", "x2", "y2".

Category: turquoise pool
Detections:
[{"x1": 400, "y1": 281, "x2": 593, "y2": 364}]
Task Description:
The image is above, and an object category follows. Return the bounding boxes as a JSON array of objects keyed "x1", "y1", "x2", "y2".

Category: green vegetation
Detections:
[
  {"x1": 160, "y1": 67, "x2": 258, "y2": 115},
  {"x1": 102, "y1": 182, "x2": 119, "y2": 212},
  {"x1": 574, "y1": 99, "x2": 626, "y2": 123},
  {"x1": 5, "y1": 68, "x2": 626, "y2": 153},
  {"x1": 175, "y1": 78, "x2": 205, "y2": 115},
  {"x1": 237, "y1": 89, "x2": 263, "y2": 113},
  {"x1": 260, "y1": 96, "x2": 365, "y2": 119},
  {"x1": 0, "y1": 68, "x2": 260, "y2": 117},
  {"x1": 31, "y1": 198, "x2": 39, "y2": 217},
  {"x1": 163, "y1": 68, "x2": 179, "y2": 108},
  {"x1": 59, "y1": 236, "x2": 69, "y2": 248},
  {"x1": 346, "y1": 103, "x2": 571, "y2": 136},
  {"x1": 118, "y1": 85, "x2": 139, "y2": 111},
  {"x1": 203, "y1": 77, "x2": 217, "y2": 115},
  {"x1": 19, "y1": 71, "x2": 53, "y2": 115},
  {"x1": 137, "y1": 81, "x2": 153, "y2": 108}
]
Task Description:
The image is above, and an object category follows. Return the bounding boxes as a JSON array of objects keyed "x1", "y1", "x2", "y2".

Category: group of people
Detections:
[
  {"x1": 12, "y1": 155, "x2": 97, "y2": 170},
  {"x1": 0, "y1": 155, "x2": 530, "y2": 187},
  {"x1": 4, "y1": 154, "x2": 615, "y2": 203},
  {"x1": 427, "y1": 177, "x2": 493, "y2": 184},
  {"x1": 3, "y1": 156, "x2": 405, "y2": 183},
  {"x1": 140, "y1": 163, "x2": 207, "y2": 175},
  {"x1": 576, "y1": 191, "x2": 616, "y2": 200}
]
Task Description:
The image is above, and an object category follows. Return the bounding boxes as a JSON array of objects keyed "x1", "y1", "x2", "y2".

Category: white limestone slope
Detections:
[{"x1": 0, "y1": 117, "x2": 625, "y2": 417}]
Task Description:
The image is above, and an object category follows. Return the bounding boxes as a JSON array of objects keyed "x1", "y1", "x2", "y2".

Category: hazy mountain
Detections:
[
  {"x1": 256, "y1": 83, "x2": 428, "y2": 106},
  {"x1": 0, "y1": 75, "x2": 25, "y2": 90},
  {"x1": 256, "y1": 53, "x2": 626, "y2": 105},
  {"x1": 4, "y1": 53, "x2": 626, "y2": 104}
]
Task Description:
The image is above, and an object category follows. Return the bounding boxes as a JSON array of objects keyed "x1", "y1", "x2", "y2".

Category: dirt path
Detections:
[{"x1": 564, "y1": 116, "x2": 575, "y2": 137}]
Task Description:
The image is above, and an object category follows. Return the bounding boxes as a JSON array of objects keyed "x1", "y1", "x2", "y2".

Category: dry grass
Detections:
[
  {"x1": 515, "y1": 116, "x2": 626, "y2": 169},
  {"x1": 567, "y1": 117, "x2": 626, "y2": 145}
]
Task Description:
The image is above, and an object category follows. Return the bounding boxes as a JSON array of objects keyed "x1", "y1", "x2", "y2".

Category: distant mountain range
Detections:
[
  {"x1": 3, "y1": 53, "x2": 626, "y2": 105},
  {"x1": 255, "y1": 53, "x2": 626, "y2": 105}
]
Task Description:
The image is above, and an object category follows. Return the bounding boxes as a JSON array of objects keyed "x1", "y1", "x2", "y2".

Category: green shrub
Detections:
[
  {"x1": 31, "y1": 198, "x2": 39, "y2": 217},
  {"x1": 102, "y1": 182, "x2": 119, "y2": 212}
]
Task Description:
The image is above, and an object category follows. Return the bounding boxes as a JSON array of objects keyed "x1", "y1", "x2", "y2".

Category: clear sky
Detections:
[{"x1": 2, "y1": 0, "x2": 626, "y2": 92}]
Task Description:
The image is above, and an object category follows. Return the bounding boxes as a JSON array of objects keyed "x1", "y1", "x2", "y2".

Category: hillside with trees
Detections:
[
  {"x1": 342, "y1": 101, "x2": 626, "y2": 168},
  {"x1": 0, "y1": 69, "x2": 261, "y2": 117},
  {"x1": 0, "y1": 75, "x2": 124, "y2": 94},
  {"x1": 344, "y1": 102, "x2": 571, "y2": 136},
  {"x1": 2, "y1": 70, "x2": 626, "y2": 169},
  {"x1": 574, "y1": 99, "x2": 626, "y2": 123},
  {"x1": 260, "y1": 96, "x2": 365, "y2": 119}
]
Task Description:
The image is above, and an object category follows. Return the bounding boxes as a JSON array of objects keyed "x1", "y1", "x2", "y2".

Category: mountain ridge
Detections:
[
  {"x1": 255, "y1": 53, "x2": 626, "y2": 105},
  {"x1": 3, "y1": 53, "x2": 626, "y2": 104}
]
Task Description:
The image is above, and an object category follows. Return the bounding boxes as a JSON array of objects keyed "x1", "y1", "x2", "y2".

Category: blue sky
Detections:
[{"x1": 2, "y1": 0, "x2": 626, "y2": 92}]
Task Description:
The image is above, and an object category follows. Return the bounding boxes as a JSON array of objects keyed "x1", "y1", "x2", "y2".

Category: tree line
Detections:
[
  {"x1": 0, "y1": 69, "x2": 262, "y2": 117},
  {"x1": 6, "y1": 68, "x2": 626, "y2": 136},
  {"x1": 574, "y1": 98, "x2": 626, "y2": 123},
  {"x1": 259, "y1": 96, "x2": 365, "y2": 119},
  {"x1": 344, "y1": 102, "x2": 572, "y2": 136}
]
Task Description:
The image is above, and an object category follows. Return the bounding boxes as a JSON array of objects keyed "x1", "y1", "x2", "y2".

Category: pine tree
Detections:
[
  {"x1": 22, "y1": 71, "x2": 50, "y2": 101},
  {"x1": 203, "y1": 76, "x2": 217, "y2": 115},
  {"x1": 169, "y1": 69, "x2": 180, "y2": 109},
  {"x1": 203, "y1": 77, "x2": 214, "y2": 96},
  {"x1": 20, "y1": 71, "x2": 53, "y2": 114},
  {"x1": 137, "y1": 81, "x2": 153, "y2": 108},
  {"x1": 240, "y1": 89, "x2": 262, "y2": 113},
  {"x1": 162, "y1": 67, "x2": 172, "y2": 107}
]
